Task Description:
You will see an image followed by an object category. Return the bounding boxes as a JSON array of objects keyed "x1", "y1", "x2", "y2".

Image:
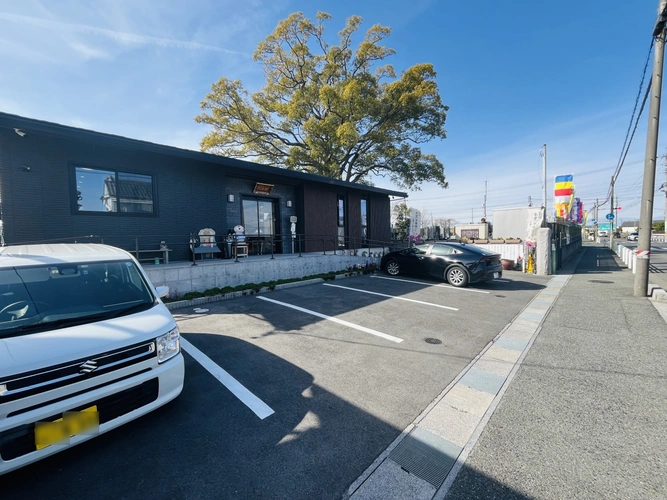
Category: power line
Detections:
[
  {"x1": 614, "y1": 37, "x2": 655, "y2": 180},
  {"x1": 602, "y1": 37, "x2": 656, "y2": 205}
]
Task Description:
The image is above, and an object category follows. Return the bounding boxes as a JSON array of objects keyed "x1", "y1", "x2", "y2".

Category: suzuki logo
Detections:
[{"x1": 79, "y1": 360, "x2": 98, "y2": 374}]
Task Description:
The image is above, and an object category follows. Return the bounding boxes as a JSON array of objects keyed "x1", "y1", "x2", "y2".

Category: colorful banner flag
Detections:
[
  {"x1": 570, "y1": 197, "x2": 583, "y2": 223},
  {"x1": 554, "y1": 174, "x2": 574, "y2": 218}
]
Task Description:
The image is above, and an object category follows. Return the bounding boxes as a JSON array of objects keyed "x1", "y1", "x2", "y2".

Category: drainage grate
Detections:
[
  {"x1": 424, "y1": 338, "x2": 442, "y2": 345},
  {"x1": 388, "y1": 427, "x2": 462, "y2": 488},
  {"x1": 588, "y1": 280, "x2": 614, "y2": 284}
]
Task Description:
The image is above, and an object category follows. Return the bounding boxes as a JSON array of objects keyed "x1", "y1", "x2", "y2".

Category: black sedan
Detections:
[{"x1": 380, "y1": 242, "x2": 503, "y2": 287}]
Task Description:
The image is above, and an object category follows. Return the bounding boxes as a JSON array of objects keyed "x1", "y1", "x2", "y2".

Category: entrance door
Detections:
[{"x1": 242, "y1": 197, "x2": 278, "y2": 254}]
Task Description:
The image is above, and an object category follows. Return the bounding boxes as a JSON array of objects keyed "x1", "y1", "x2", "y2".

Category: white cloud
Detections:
[
  {"x1": 68, "y1": 41, "x2": 111, "y2": 60},
  {"x1": 0, "y1": 12, "x2": 248, "y2": 55}
]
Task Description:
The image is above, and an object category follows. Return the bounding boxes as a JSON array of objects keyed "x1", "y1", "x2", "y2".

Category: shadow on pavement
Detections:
[
  {"x1": 445, "y1": 462, "x2": 533, "y2": 499},
  {"x1": 0, "y1": 335, "x2": 400, "y2": 500},
  {"x1": 572, "y1": 246, "x2": 623, "y2": 274}
]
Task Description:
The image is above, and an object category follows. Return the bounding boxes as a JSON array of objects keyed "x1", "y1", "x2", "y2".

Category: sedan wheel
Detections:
[
  {"x1": 385, "y1": 259, "x2": 400, "y2": 276},
  {"x1": 446, "y1": 266, "x2": 468, "y2": 287}
]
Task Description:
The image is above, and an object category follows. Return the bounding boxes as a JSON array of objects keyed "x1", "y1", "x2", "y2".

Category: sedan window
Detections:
[
  {"x1": 430, "y1": 245, "x2": 456, "y2": 256},
  {"x1": 413, "y1": 244, "x2": 430, "y2": 255}
]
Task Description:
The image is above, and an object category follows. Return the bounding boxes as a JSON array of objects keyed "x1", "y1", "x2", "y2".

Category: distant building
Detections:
[{"x1": 620, "y1": 220, "x2": 640, "y2": 233}]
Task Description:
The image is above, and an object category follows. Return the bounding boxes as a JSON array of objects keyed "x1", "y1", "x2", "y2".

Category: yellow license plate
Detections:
[{"x1": 34, "y1": 406, "x2": 99, "y2": 450}]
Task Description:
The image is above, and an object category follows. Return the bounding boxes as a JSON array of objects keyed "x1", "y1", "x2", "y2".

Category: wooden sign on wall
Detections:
[{"x1": 253, "y1": 183, "x2": 274, "y2": 195}]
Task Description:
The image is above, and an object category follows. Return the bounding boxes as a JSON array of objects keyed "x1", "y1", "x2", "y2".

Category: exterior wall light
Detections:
[
  {"x1": 286, "y1": 200, "x2": 293, "y2": 208},
  {"x1": 227, "y1": 194, "x2": 235, "y2": 203}
]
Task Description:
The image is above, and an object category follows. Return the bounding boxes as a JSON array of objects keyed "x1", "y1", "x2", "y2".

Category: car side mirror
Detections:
[{"x1": 155, "y1": 285, "x2": 170, "y2": 298}]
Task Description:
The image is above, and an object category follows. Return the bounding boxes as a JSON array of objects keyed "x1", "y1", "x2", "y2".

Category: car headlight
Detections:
[{"x1": 156, "y1": 327, "x2": 180, "y2": 363}]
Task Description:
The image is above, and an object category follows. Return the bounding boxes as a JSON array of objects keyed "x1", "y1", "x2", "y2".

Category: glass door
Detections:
[{"x1": 242, "y1": 197, "x2": 277, "y2": 254}]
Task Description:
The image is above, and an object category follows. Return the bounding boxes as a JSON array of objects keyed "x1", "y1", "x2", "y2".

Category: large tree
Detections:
[{"x1": 196, "y1": 11, "x2": 449, "y2": 190}]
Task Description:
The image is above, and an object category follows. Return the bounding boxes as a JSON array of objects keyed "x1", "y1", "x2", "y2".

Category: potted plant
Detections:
[{"x1": 500, "y1": 258, "x2": 515, "y2": 270}]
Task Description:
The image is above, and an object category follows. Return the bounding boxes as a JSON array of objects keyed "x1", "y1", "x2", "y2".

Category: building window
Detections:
[
  {"x1": 337, "y1": 195, "x2": 345, "y2": 248},
  {"x1": 74, "y1": 166, "x2": 154, "y2": 214},
  {"x1": 360, "y1": 199, "x2": 368, "y2": 243}
]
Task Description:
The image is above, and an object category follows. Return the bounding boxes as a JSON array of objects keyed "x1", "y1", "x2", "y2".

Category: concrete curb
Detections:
[
  {"x1": 164, "y1": 271, "x2": 371, "y2": 311},
  {"x1": 649, "y1": 283, "x2": 667, "y2": 303}
]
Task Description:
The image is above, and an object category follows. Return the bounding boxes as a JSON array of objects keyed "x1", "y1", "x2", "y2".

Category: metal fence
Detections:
[
  {"x1": 548, "y1": 222, "x2": 582, "y2": 271},
  {"x1": 2, "y1": 232, "x2": 399, "y2": 265}
]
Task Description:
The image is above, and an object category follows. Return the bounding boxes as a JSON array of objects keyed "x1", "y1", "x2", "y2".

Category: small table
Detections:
[
  {"x1": 133, "y1": 248, "x2": 172, "y2": 264},
  {"x1": 232, "y1": 245, "x2": 248, "y2": 258}
]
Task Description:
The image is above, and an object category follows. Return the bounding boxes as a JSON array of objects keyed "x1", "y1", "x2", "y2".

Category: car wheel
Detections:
[
  {"x1": 385, "y1": 259, "x2": 400, "y2": 276},
  {"x1": 446, "y1": 266, "x2": 469, "y2": 287}
]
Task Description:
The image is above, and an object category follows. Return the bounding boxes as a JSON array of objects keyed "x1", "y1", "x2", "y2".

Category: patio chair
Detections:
[{"x1": 191, "y1": 228, "x2": 222, "y2": 260}]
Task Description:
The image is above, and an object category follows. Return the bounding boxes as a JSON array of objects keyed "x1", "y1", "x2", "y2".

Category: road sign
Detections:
[
  {"x1": 592, "y1": 221, "x2": 598, "y2": 225},
  {"x1": 606, "y1": 213, "x2": 615, "y2": 220}
]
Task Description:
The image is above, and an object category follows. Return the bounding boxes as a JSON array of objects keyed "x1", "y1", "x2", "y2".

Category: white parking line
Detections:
[
  {"x1": 323, "y1": 283, "x2": 459, "y2": 311},
  {"x1": 494, "y1": 279, "x2": 510, "y2": 283},
  {"x1": 370, "y1": 275, "x2": 490, "y2": 294},
  {"x1": 256, "y1": 296, "x2": 404, "y2": 343},
  {"x1": 180, "y1": 337, "x2": 275, "y2": 420}
]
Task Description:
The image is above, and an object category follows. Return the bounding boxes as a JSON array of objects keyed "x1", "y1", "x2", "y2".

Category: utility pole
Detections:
[
  {"x1": 595, "y1": 199, "x2": 599, "y2": 238},
  {"x1": 528, "y1": 195, "x2": 533, "y2": 207},
  {"x1": 610, "y1": 178, "x2": 616, "y2": 247},
  {"x1": 483, "y1": 180, "x2": 487, "y2": 219},
  {"x1": 542, "y1": 144, "x2": 547, "y2": 226},
  {"x1": 664, "y1": 161, "x2": 667, "y2": 224},
  {"x1": 471, "y1": 208, "x2": 474, "y2": 224},
  {"x1": 636, "y1": 0, "x2": 667, "y2": 296}
]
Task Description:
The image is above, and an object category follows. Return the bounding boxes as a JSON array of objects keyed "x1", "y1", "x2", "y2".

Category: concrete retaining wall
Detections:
[{"x1": 144, "y1": 254, "x2": 381, "y2": 298}]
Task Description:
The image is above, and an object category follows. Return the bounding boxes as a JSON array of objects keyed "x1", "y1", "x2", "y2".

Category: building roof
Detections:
[
  {"x1": 620, "y1": 220, "x2": 640, "y2": 227},
  {"x1": 0, "y1": 112, "x2": 407, "y2": 198}
]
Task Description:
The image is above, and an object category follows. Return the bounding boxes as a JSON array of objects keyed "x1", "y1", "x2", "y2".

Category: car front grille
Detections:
[
  {"x1": 0, "y1": 378, "x2": 159, "y2": 461},
  {"x1": 0, "y1": 341, "x2": 156, "y2": 404}
]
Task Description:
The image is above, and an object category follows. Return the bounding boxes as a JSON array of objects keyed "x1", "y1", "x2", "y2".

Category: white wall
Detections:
[
  {"x1": 493, "y1": 207, "x2": 544, "y2": 241},
  {"x1": 471, "y1": 243, "x2": 524, "y2": 262}
]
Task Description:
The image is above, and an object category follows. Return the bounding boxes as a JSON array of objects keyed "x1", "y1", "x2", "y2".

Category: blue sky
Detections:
[{"x1": 1, "y1": 0, "x2": 665, "y2": 225}]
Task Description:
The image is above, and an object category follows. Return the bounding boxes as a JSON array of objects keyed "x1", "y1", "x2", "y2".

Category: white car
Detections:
[
  {"x1": 598, "y1": 230, "x2": 608, "y2": 237},
  {"x1": 627, "y1": 232, "x2": 639, "y2": 241},
  {"x1": 0, "y1": 244, "x2": 184, "y2": 475}
]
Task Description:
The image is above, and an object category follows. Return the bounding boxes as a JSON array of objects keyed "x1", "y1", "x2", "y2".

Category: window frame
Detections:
[
  {"x1": 337, "y1": 195, "x2": 346, "y2": 248},
  {"x1": 241, "y1": 195, "x2": 277, "y2": 238},
  {"x1": 70, "y1": 163, "x2": 158, "y2": 217},
  {"x1": 360, "y1": 198, "x2": 368, "y2": 244}
]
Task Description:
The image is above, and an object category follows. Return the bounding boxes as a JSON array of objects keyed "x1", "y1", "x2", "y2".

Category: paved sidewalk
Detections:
[{"x1": 444, "y1": 244, "x2": 667, "y2": 498}]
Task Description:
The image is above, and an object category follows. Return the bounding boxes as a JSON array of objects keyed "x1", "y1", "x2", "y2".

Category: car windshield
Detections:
[{"x1": 0, "y1": 259, "x2": 155, "y2": 337}]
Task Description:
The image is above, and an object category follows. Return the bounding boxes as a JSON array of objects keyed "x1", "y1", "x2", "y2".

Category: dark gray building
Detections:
[{"x1": 0, "y1": 112, "x2": 406, "y2": 261}]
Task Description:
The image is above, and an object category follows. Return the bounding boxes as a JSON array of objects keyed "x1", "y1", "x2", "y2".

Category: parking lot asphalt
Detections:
[{"x1": 0, "y1": 271, "x2": 551, "y2": 500}]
